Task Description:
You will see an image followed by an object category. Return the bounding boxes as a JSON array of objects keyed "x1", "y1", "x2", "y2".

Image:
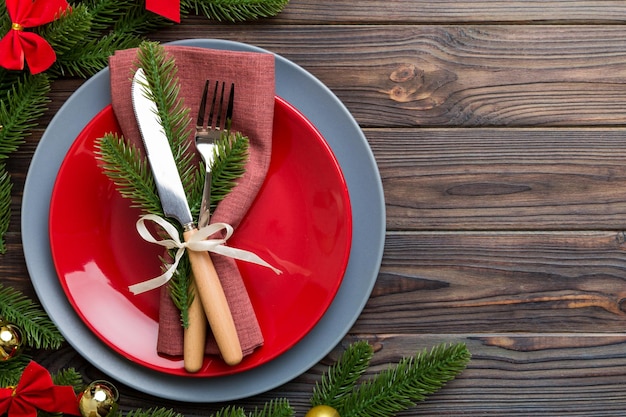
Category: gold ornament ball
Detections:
[
  {"x1": 79, "y1": 380, "x2": 119, "y2": 417},
  {"x1": 304, "y1": 405, "x2": 340, "y2": 417},
  {"x1": 0, "y1": 321, "x2": 24, "y2": 360}
]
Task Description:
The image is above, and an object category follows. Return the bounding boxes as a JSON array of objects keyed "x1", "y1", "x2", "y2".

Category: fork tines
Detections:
[{"x1": 197, "y1": 80, "x2": 235, "y2": 131}]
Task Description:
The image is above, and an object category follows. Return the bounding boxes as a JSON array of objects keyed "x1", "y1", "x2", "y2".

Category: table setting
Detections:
[{"x1": 3, "y1": 0, "x2": 626, "y2": 415}]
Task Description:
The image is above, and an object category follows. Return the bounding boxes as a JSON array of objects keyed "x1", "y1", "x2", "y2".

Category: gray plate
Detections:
[{"x1": 22, "y1": 39, "x2": 385, "y2": 402}]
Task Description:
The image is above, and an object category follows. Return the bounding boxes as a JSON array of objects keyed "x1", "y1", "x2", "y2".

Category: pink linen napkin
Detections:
[{"x1": 108, "y1": 45, "x2": 275, "y2": 358}]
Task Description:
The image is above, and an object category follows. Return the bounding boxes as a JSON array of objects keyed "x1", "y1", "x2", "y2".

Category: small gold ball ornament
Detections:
[
  {"x1": 79, "y1": 380, "x2": 119, "y2": 417},
  {"x1": 304, "y1": 405, "x2": 340, "y2": 417},
  {"x1": 0, "y1": 320, "x2": 24, "y2": 360}
]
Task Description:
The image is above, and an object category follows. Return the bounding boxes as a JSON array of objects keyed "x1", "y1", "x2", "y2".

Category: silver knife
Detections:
[{"x1": 131, "y1": 68, "x2": 243, "y2": 367}]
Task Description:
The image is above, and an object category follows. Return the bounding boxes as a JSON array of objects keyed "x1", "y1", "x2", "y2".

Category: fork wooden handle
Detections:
[
  {"x1": 183, "y1": 280, "x2": 206, "y2": 373},
  {"x1": 183, "y1": 228, "x2": 243, "y2": 366}
]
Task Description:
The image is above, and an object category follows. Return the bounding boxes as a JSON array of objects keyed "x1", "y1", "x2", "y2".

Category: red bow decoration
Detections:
[
  {"x1": 146, "y1": 0, "x2": 180, "y2": 23},
  {"x1": 0, "y1": 361, "x2": 81, "y2": 417},
  {"x1": 0, "y1": 0, "x2": 70, "y2": 74}
]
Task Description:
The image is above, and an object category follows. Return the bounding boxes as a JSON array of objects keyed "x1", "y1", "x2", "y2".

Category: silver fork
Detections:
[{"x1": 195, "y1": 80, "x2": 235, "y2": 228}]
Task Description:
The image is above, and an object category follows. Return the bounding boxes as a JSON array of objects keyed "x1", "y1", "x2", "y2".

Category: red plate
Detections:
[{"x1": 49, "y1": 97, "x2": 352, "y2": 377}]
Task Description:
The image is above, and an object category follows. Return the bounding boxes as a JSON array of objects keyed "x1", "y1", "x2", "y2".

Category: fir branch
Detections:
[
  {"x1": 135, "y1": 42, "x2": 197, "y2": 193},
  {"x1": 211, "y1": 406, "x2": 246, "y2": 417},
  {"x1": 209, "y1": 131, "x2": 249, "y2": 211},
  {"x1": 55, "y1": 32, "x2": 144, "y2": 78},
  {"x1": 0, "y1": 1, "x2": 8, "y2": 34},
  {"x1": 0, "y1": 74, "x2": 51, "y2": 158},
  {"x1": 340, "y1": 343, "x2": 471, "y2": 417},
  {"x1": 77, "y1": 0, "x2": 171, "y2": 35},
  {"x1": 0, "y1": 166, "x2": 12, "y2": 254},
  {"x1": 311, "y1": 341, "x2": 374, "y2": 410},
  {"x1": 0, "y1": 283, "x2": 64, "y2": 350},
  {"x1": 0, "y1": 355, "x2": 30, "y2": 387},
  {"x1": 249, "y1": 398, "x2": 294, "y2": 417},
  {"x1": 52, "y1": 368, "x2": 83, "y2": 392},
  {"x1": 166, "y1": 255, "x2": 193, "y2": 327},
  {"x1": 95, "y1": 133, "x2": 162, "y2": 215},
  {"x1": 125, "y1": 408, "x2": 186, "y2": 417},
  {"x1": 38, "y1": 4, "x2": 93, "y2": 76},
  {"x1": 111, "y1": 1, "x2": 178, "y2": 35},
  {"x1": 181, "y1": 0, "x2": 289, "y2": 22}
]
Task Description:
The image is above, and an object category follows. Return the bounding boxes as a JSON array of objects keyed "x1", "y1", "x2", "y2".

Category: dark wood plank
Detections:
[
  {"x1": 31, "y1": 333, "x2": 626, "y2": 416},
  {"x1": 357, "y1": 231, "x2": 626, "y2": 334},
  {"x1": 370, "y1": 127, "x2": 626, "y2": 231},
  {"x1": 275, "y1": 0, "x2": 626, "y2": 23},
  {"x1": 152, "y1": 24, "x2": 626, "y2": 127}
]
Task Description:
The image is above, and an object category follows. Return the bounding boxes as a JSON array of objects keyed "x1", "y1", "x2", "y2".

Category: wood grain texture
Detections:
[
  {"x1": 4, "y1": 1, "x2": 626, "y2": 415},
  {"x1": 370, "y1": 127, "x2": 626, "y2": 230},
  {"x1": 154, "y1": 24, "x2": 626, "y2": 127},
  {"x1": 360, "y1": 231, "x2": 626, "y2": 333},
  {"x1": 276, "y1": 0, "x2": 626, "y2": 23}
]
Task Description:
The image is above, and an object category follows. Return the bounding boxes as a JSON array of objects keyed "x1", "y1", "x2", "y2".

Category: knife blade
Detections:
[{"x1": 131, "y1": 68, "x2": 243, "y2": 367}]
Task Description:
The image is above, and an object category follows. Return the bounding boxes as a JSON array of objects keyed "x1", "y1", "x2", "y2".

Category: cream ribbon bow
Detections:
[{"x1": 128, "y1": 214, "x2": 281, "y2": 295}]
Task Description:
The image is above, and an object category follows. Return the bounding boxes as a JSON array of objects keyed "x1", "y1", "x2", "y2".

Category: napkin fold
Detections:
[{"x1": 109, "y1": 45, "x2": 275, "y2": 358}]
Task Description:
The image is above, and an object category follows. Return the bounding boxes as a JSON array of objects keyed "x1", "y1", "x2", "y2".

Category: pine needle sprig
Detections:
[
  {"x1": 0, "y1": 166, "x2": 12, "y2": 254},
  {"x1": 0, "y1": 73, "x2": 50, "y2": 158},
  {"x1": 208, "y1": 131, "x2": 249, "y2": 211},
  {"x1": 95, "y1": 133, "x2": 162, "y2": 215},
  {"x1": 181, "y1": 0, "x2": 289, "y2": 22},
  {"x1": 339, "y1": 342, "x2": 471, "y2": 417},
  {"x1": 0, "y1": 354, "x2": 31, "y2": 387},
  {"x1": 167, "y1": 255, "x2": 193, "y2": 327},
  {"x1": 311, "y1": 341, "x2": 374, "y2": 410},
  {"x1": 38, "y1": 4, "x2": 93, "y2": 74},
  {"x1": 0, "y1": 283, "x2": 65, "y2": 350},
  {"x1": 212, "y1": 406, "x2": 247, "y2": 417},
  {"x1": 125, "y1": 408, "x2": 185, "y2": 417},
  {"x1": 78, "y1": 0, "x2": 170, "y2": 35},
  {"x1": 249, "y1": 398, "x2": 294, "y2": 417},
  {"x1": 52, "y1": 367, "x2": 84, "y2": 392},
  {"x1": 135, "y1": 42, "x2": 197, "y2": 195},
  {"x1": 111, "y1": 1, "x2": 178, "y2": 35},
  {"x1": 55, "y1": 32, "x2": 144, "y2": 78}
]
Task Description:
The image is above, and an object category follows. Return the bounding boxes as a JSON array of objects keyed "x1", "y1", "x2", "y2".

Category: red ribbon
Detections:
[
  {"x1": 0, "y1": 0, "x2": 70, "y2": 74},
  {"x1": 146, "y1": 0, "x2": 180, "y2": 23},
  {"x1": 0, "y1": 361, "x2": 81, "y2": 417}
]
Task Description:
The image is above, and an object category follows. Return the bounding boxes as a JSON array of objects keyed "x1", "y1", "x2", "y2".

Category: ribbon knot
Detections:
[
  {"x1": 0, "y1": 0, "x2": 70, "y2": 74},
  {"x1": 129, "y1": 214, "x2": 281, "y2": 295},
  {"x1": 0, "y1": 361, "x2": 80, "y2": 417}
]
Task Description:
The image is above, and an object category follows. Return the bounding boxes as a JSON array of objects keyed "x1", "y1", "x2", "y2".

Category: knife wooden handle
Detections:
[
  {"x1": 183, "y1": 279, "x2": 206, "y2": 373},
  {"x1": 183, "y1": 228, "x2": 243, "y2": 366}
]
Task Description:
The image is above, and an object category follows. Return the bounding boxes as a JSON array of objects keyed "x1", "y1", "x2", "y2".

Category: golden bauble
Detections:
[
  {"x1": 304, "y1": 405, "x2": 340, "y2": 417},
  {"x1": 79, "y1": 380, "x2": 119, "y2": 417},
  {"x1": 0, "y1": 320, "x2": 24, "y2": 360}
]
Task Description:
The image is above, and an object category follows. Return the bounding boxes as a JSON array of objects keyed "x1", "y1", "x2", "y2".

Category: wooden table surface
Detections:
[{"x1": 4, "y1": 1, "x2": 626, "y2": 415}]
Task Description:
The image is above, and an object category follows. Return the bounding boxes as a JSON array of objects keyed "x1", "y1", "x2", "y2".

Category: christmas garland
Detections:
[
  {"x1": 0, "y1": 0, "x2": 289, "y2": 253},
  {"x1": 0, "y1": 283, "x2": 471, "y2": 417}
]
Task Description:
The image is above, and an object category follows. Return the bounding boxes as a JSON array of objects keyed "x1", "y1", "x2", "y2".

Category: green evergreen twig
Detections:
[
  {"x1": 338, "y1": 342, "x2": 471, "y2": 417},
  {"x1": 0, "y1": 283, "x2": 64, "y2": 350},
  {"x1": 0, "y1": 166, "x2": 12, "y2": 254},
  {"x1": 0, "y1": 355, "x2": 30, "y2": 387},
  {"x1": 52, "y1": 368, "x2": 84, "y2": 392},
  {"x1": 250, "y1": 399, "x2": 294, "y2": 417},
  {"x1": 182, "y1": 0, "x2": 289, "y2": 22},
  {"x1": 311, "y1": 341, "x2": 374, "y2": 410}
]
